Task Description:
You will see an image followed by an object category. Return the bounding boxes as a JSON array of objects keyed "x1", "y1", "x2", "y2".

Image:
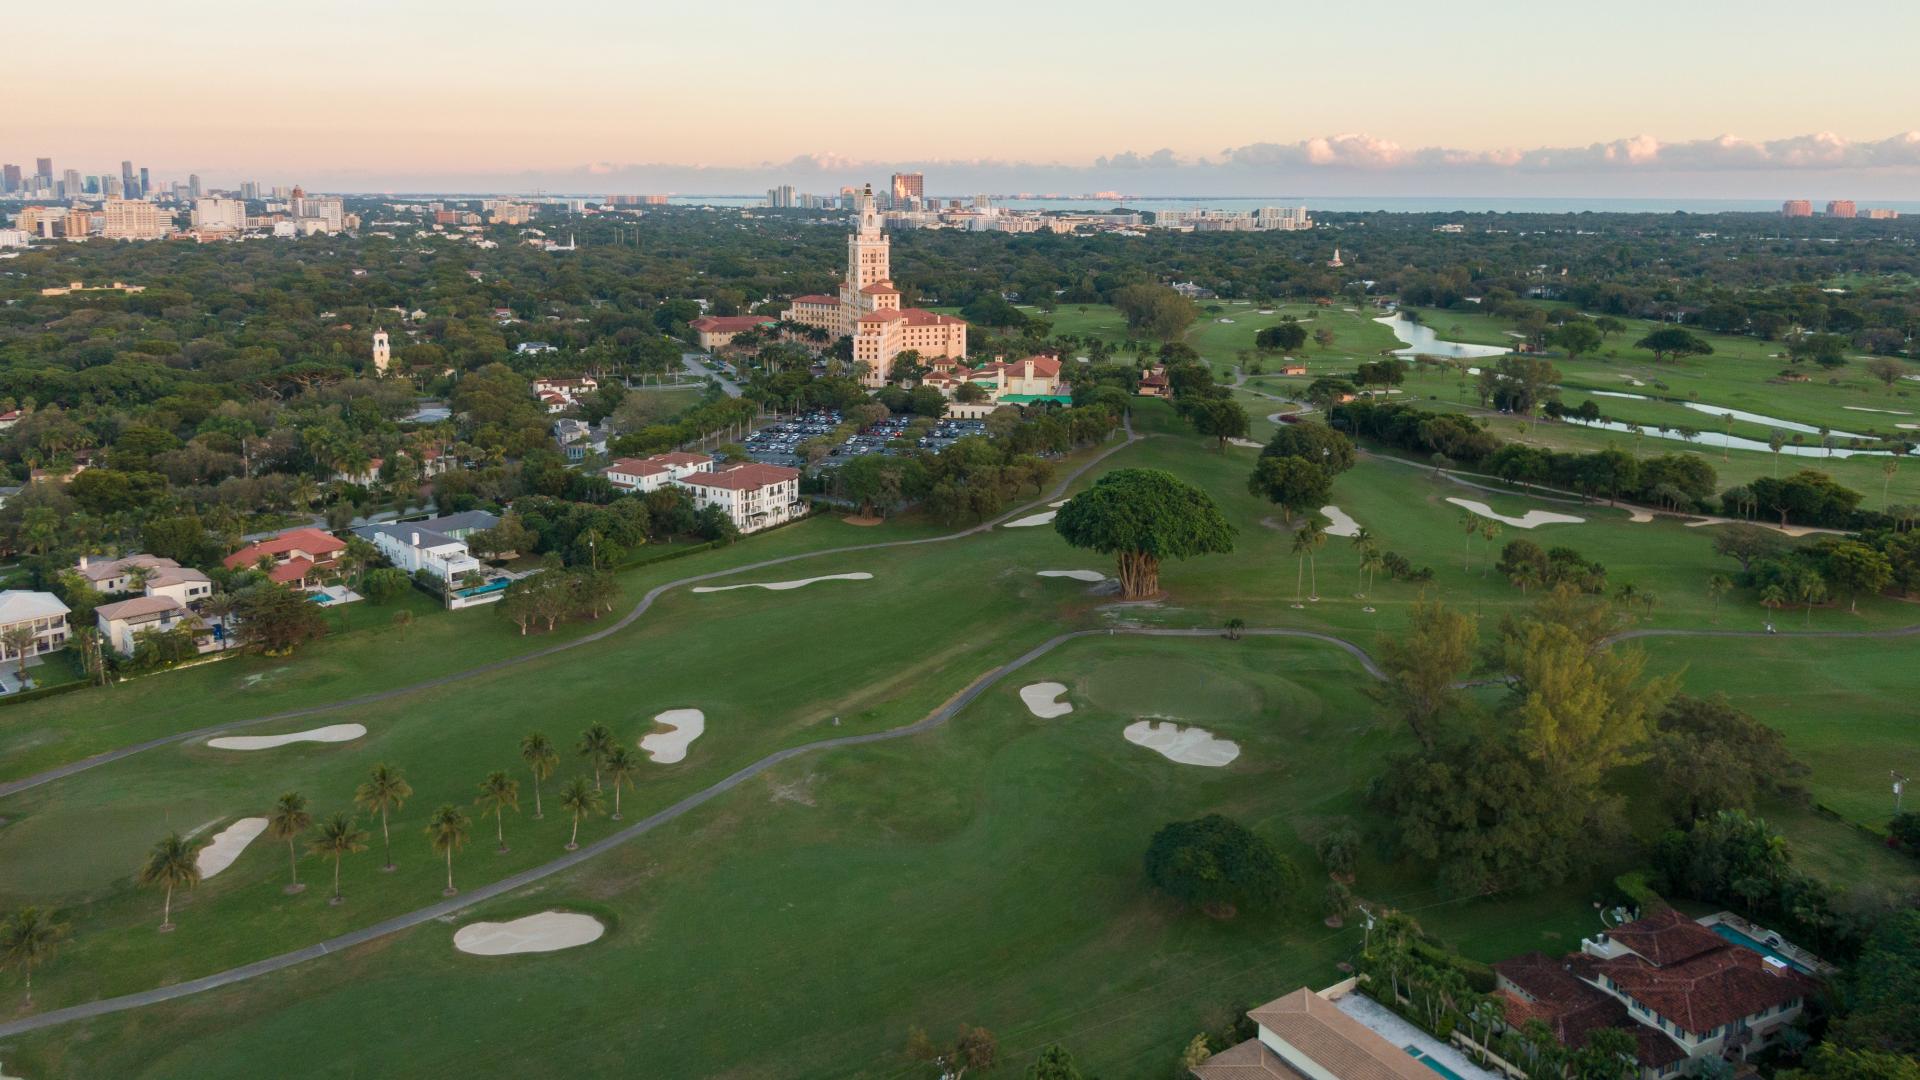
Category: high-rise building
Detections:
[
  {"x1": 765, "y1": 185, "x2": 796, "y2": 208},
  {"x1": 121, "y1": 160, "x2": 136, "y2": 198},
  {"x1": 191, "y1": 198, "x2": 248, "y2": 231},
  {"x1": 1826, "y1": 200, "x2": 1857, "y2": 219},
  {"x1": 890, "y1": 172, "x2": 924, "y2": 209},
  {"x1": 63, "y1": 208, "x2": 92, "y2": 239},
  {"x1": 188, "y1": 174, "x2": 202, "y2": 200},
  {"x1": 1781, "y1": 200, "x2": 1813, "y2": 218},
  {"x1": 103, "y1": 176, "x2": 122, "y2": 198},
  {"x1": 240, "y1": 181, "x2": 260, "y2": 201},
  {"x1": 60, "y1": 170, "x2": 82, "y2": 199},
  {"x1": 2, "y1": 164, "x2": 20, "y2": 193},
  {"x1": 139, "y1": 167, "x2": 150, "y2": 199},
  {"x1": 35, "y1": 158, "x2": 52, "y2": 183},
  {"x1": 101, "y1": 199, "x2": 172, "y2": 240}
]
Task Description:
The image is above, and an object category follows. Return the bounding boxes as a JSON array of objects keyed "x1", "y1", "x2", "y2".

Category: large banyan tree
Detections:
[{"x1": 1053, "y1": 468, "x2": 1235, "y2": 599}]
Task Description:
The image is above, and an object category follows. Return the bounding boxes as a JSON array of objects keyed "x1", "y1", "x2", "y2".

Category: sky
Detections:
[{"x1": 11, "y1": 0, "x2": 1920, "y2": 198}]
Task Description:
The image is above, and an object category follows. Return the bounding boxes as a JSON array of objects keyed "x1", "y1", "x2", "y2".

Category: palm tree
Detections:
[
  {"x1": 1458, "y1": 512, "x2": 1479, "y2": 570},
  {"x1": 520, "y1": 732, "x2": 558, "y2": 819},
  {"x1": 307, "y1": 813, "x2": 369, "y2": 905},
  {"x1": 354, "y1": 764, "x2": 413, "y2": 872},
  {"x1": 1296, "y1": 520, "x2": 1327, "y2": 600},
  {"x1": 0, "y1": 906, "x2": 71, "y2": 1007},
  {"x1": 1477, "y1": 520, "x2": 1502, "y2": 574},
  {"x1": 1759, "y1": 583, "x2": 1788, "y2": 622},
  {"x1": 475, "y1": 770, "x2": 521, "y2": 853},
  {"x1": 602, "y1": 746, "x2": 638, "y2": 820},
  {"x1": 1707, "y1": 575, "x2": 1732, "y2": 623},
  {"x1": 268, "y1": 792, "x2": 313, "y2": 894},
  {"x1": 1, "y1": 624, "x2": 38, "y2": 684},
  {"x1": 1359, "y1": 543, "x2": 1386, "y2": 596},
  {"x1": 577, "y1": 723, "x2": 614, "y2": 789},
  {"x1": 138, "y1": 832, "x2": 203, "y2": 932},
  {"x1": 1883, "y1": 458, "x2": 1900, "y2": 510},
  {"x1": 558, "y1": 776, "x2": 604, "y2": 851},
  {"x1": 1349, "y1": 527, "x2": 1374, "y2": 596},
  {"x1": 424, "y1": 805, "x2": 471, "y2": 896}
]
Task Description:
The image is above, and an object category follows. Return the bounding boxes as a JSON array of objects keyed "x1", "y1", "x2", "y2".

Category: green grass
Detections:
[{"x1": 0, "y1": 401, "x2": 1913, "y2": 1077}]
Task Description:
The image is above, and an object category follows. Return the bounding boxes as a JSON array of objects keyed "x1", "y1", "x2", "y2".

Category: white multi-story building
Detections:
[
  {"x1": 356, "y1": 511, "x2": 504, "y2": 607},
  {"x1": 601, "y1": 452, "x2": 713, "y2": 493},
  {"x1": 0, "y1": 590, "x2": 71, "y2": 665},
  {"x1": 677, "y1": 462, "x2": 803, "y2": 534},
  {"x1": 100, "y1": 199, "x2": 171, "y2": 240},
  {"x1": 192, "y1": 198, "x2": 248, "y2": 231}
]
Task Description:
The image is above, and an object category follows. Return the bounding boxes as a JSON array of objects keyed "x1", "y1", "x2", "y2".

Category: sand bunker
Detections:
[
  {"x1": 1019, "y1": 682, "x2": 1073, "y2": 718},
  {"x1": 1226, "y1": 437, "x2": 1264, "y2": 449},
  {"x1": 1319, "y1": 505, "x2": 1361, "y2": 537},
  {"x1": 453, "y1": 911, "x2": 604, "y2": 956},
  {"x1": 1627, "y1": 509, "x2": 1655, "y2": 523},
  {"x1": 1845, "y1": 406, "x2": 1911, "y2": 415},
  {"x1": 640, "y1": 709, "x2": 705, "y2": 764},
  {"x1": 1037, "y1": 570, "x2": 1105, "y2": 582},
  {"x1": 1123, "y1": 720, "x2": 1240, "y2": 767},
  {"x1": 196, "y1": 817, "x2": 268, "y2": 879},
  {"x1": 1048, "y1": 500, "x2": 1069, "y2": 507},
  {"x1": 207, "y1": 724, "x2": 367, "y2": 751},
  {"x1": 1005, "y1": 510, "x2": 1058, "y2": 528},
  {"x1": 1446, "y1": 497, "x2": 1585, "y2": 530},
  {"x1": 692, "y1": 573, "x2": 872, "y2": 593}
]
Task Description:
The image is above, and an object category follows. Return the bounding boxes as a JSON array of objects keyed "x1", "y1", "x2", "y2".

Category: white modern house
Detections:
[
  {"x1": 0, "y1": 590, "x2": 71, "y2": 671},
  {"x1": 602, "y1": 452, "x2": 713, "y2": 493},
  {"x1": 355, "y1": 511, "x2": 504, "y2": 608},
  {"x1": 677, "y1": 462, "x2": 803, "y2": 534}
]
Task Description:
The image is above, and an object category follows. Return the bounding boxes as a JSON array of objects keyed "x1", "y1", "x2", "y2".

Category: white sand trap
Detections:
[
  {"x1": 1319, "y1": 505, "x2": 1361, "y2": 537},
  {"x1": 196, "y1": 817, "x2": 268, "y2": 878},
  {"x1": 1123, "y1": 720, "x2": 1240, "y2": 767},
  {"x1": 692, "y1": 572, "x2": 872, "y2": 593},
  {"x1": 640, "y1": 709, "x2": 705, "y2": 763},
  {"x1": 1845, "y1": 406, "x2": 1911, "y2": 415},
  {"x1": 207, "y1": 723, "x2": 367, "y2": 751},
  {"x1": 453, "y1": 911, "x2": 604, "y2": 956},
  {"x1": 1037, "y1": 570, "x2": 1105, "y2": 582},
  {"x1": 1005, "y1": 510, "x2": 1058, "y2": 528},
  {"x1": 1898, "y1": 424, "x2": 1920, "y2": 431},
  {"x1": 1591, "y1": 390, "x2": 1647, "y2": 400},
  {"x1": 1226, "y1": 437, "x2": 1264, "y2": 449},
  {"x1": 1445, "y1": 497, "x2": 1585, "y2": 530},
  {"x1": 1020, "y1": 682, "x2": 1073, "y2": 718},
  {"x1": 1627, "y1": 509, "x2": 1655, "y2": 523},
  {"x1": 1048, "y1": 499, "x2": 1069, "y2": 507}
]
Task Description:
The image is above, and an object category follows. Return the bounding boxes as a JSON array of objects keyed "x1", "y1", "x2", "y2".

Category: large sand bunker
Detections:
[
  {"x1": 640, "y1": 709, "x2": 705, "y2": 764},
  {"x1": 453, "y1": 912, "x2": 605, "y2": 956},
  {"x1": 1445, "y1": 497, "x2": 1584, "y2": 530},
  {"x1": 1123, "y1": 720, "x2": 1240, "y2": 767},
  {"x1": 1019, "y1": 682, "x2": 1073, "y2": 718},
  {"x1": 692, "y1": 573, "x2": 871, "y2": 593},
  {"x1": 207, "y1": 724, "x2": 367, "y2": 751},
  {"x1": 1037, "y1": 570, "x2": 1105, "y2": 582},
  {"x1": 1004, "y1": 510, "x2": 1058, "y2": 528},
  {"x1": 1319, "y1": 505, "x2": 1361, "y2": 537},
  {"x1": 196, "y1": 817, "x2": 268, "y2": 879}
]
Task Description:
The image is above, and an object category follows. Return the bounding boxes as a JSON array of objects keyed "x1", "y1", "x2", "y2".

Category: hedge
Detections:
[{"x1": 0, "y1": 679, "x2": 90, "y2": 709}]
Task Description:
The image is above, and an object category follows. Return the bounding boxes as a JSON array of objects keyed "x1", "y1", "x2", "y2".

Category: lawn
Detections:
[{"x1": 1, "y1": 401, "x2": 1914, "y2": 1077}]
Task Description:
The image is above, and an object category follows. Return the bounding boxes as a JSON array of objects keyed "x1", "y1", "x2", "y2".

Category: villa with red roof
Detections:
[
  {"x1": 689, "y1": 315, "x2": 778, "y2": 351},
  {"x1": 224, "y1": 527, "x2": 347, "y2": 589},
  {"x1": 782, "y1": 184, "x2": 967, "y2": 387},
  {"x1": 676, "y1": 462, "x2": 803, "y2": 534},
  {"x1": 1493, "y1": 908, "x2": 1816, "y2": 1078},
  {"x1": 601, "y1": 451, "x2": 714, "y2": 493}
]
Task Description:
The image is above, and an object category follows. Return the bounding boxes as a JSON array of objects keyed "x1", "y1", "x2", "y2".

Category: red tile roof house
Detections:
[
  {"x1": 1493, "y1": 909, "x2": 1816, "y2": 1079},
  {"x1": 689, "y1": 315, "x2": 777, "y2": 351},
  {"x1": 601, "y1": 452, "x2": 713, "y2": 493},
  {"x1": 223, "y1": 527, "x2": 348, "y2": 589},
  {"x1": 674, "y1": 462, "x2": 803, "y2": 534}
]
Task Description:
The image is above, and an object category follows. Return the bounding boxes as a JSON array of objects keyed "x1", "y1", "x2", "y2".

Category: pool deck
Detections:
[{"x1": 1332, "y1": 990, "x2": 1502, "y2": 1080}]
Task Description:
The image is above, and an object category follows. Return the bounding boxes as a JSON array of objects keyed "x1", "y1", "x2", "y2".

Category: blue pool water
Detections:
[
  {"x1": 1405, "y1": 1046, "x2": 1470, "y2": 1080},
  {"x1": 1712, "y1": 923, "x2": 1812, "y2": 973}
]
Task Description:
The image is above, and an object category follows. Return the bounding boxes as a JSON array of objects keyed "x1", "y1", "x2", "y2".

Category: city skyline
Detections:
[{"x1": 12, "y1": 0, "x2": 1920, "y2": 197}]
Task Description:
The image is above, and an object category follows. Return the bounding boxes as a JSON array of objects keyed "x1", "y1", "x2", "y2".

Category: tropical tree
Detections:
[
  {"x1": 558, "y1": 776, "x2": 605, "y2": 851},
  {"x1": 0, "y1": 906, "x2": 71, "y2": 1007},
  {"x1": 424, "y1": 804, "x2": 471, "y2": 896},
  {"x1": 475, "y1": 770, "x2": 521, "y2": 853},
  {"x1": 1, "y1": 625, "x2": 38, "y2": 684},
  {"x1": 519, "y1": 732, "x2": 559, "y2": 819},
  {"x1": 1054, "y1": 468, "x2": 1235, "y2": 599},
  {"x1": 577, "y1": 723, "x2": 615, "y2": 789},
  {"x1": 602, "y1": 745, "x2": 639, "y2": 820},
  {"x1": 1707, "y1": 574, "x2": 1732, "y2": 623},
  {"x1": 1293, "y1": 520, "x2": 1327, "y2": 601},
  {"x1": 268, "y1": 792, "x2": 313, "y2": 894},
  {"x1": 354, "y1": 763, "x2": 413, "y2": 872},
  {"x1": 307, "y1": 812, "x2": 369, "y2": 905},
  {"x1": 138, "y1": 832, "x2": 204, "y2": 932}
]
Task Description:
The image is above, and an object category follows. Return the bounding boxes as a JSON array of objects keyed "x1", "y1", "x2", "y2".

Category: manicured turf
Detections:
[{"x1": 1, "y1": 401, "x2": 1913, "y2": 1077}]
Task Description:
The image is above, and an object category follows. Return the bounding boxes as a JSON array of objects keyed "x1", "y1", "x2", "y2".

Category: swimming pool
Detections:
[
  {"x1": 1712, "y1": 923, "x2": 1812, "y2": 973},
  {"x1": 1405, "y1": 1045, "x2": 1471, "y2": 1080}
]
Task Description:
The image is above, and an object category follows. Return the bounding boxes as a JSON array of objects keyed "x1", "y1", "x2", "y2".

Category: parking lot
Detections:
[{"x1": 741, "y1": 411, "x2": 990, "y2": 468}]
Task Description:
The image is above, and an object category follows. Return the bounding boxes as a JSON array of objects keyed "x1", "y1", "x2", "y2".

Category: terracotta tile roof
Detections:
[
  {"x1": 678, "y1": 462, "x2": 799, "y2": 491},
  {"x1": 1604, "y1": 908, "x2": 1727, "y2": 967},
  {"x1": 95, "y1": 595, "x2": 187, "y2": 623},
  {"x1": 267, "y1": 557, "x2": 315, "y2": 584},
  {"x1": 76, "y1": 554, "x2": 180, "y2": 584},
  {"x1": 858, "y1": 307, "x2": 965, "y2": 327},
  {"x1": 224, "y1": 528, "x2": 345, "y2": 571},
  {"x1": 1242, "y1": 989, "x2": 1435, "y2": 1080},
  {"x1": 789, "y1": 294, "x2": 839, "y2": 305},
  {"x1": 859, "y1": 282, "x2": 900, "y2": 295},
  {"x1": 1593, "y1": 946, "x2": 1812, "y2": 1036},
  {"x1": 689, "y1": 315, "x2": 776, "y2": 333},
  {"x1": 604, "y1": 451, "x2": 712, "y2": 479},
  {"x1": 1189, "y1": 1037, "x2": 1295, "y2": 1079}
]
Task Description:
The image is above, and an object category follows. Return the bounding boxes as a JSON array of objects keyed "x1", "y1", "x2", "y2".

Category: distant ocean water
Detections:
[{"x1": 669, "y1": 195, "x2": 1920, "y2": 215}]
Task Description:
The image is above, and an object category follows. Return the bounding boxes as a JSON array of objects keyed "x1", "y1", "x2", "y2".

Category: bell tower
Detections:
[
  {"x1": 845, "y1": 183, "x2": 891, "y2": 293},
  {"x1": 372, "y1": 329, "x2": 391, "y2": 375}
]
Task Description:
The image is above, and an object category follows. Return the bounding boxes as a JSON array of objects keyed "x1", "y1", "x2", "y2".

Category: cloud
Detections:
[
  {"x1": 1093, "y1": 148, "x2": 1183, "y2": 170},
  {"x1": 1209, "y1": 131, "x2": 1920, "y2": 173}
]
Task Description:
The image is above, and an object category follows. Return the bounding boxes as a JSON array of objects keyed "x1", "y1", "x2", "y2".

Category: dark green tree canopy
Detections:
[
  {"x1": 1054, "y1": 468, "x2": 1234, "y2": 598},
  {"x1": 1143, "y1": 814, "x2": 1299, "y2": 914}
]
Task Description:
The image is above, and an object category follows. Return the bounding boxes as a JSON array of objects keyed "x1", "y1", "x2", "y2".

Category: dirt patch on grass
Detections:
[
  {"x1": 767, "y1": 772, "x2": 821, "y2": 806},
  {"x1": 840, "y1": 514, "x2": 885, "y2": 527}
]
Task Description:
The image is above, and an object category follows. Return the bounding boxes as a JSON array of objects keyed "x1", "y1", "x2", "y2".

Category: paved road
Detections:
[
  {"x1": 681, "y1": 352, "x2": 743, "y2": 398},
  {"x1": 0, "y1": 422, "x2": 1139, "y2": 801}
]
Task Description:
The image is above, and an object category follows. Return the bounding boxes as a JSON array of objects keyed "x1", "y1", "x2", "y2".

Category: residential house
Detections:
[
  {"x1": 689, "y1": 314, "x2": 777, "y2": 351},
  {"x1": 95, "y1": 595, "x2": 212, "y2": 656},
  {"x1": 677, "y1": 462, "x2": 803, "y2": 534},
  {"x1": 1192, "y1": 986, "x2": 1441, "y2": 1080},
  {"x1": 333, "y1": 457, "x2": 384, "y2": 487},
  {"x1": 354, "y1": 510, "x2": 503, "y2": 607},
  {"x1": 0, "y1": 590, "x2": 71, "y2": 665},
  {"x1": 602, "y1": 452, "x2": 713, "y2": 493},
  {"x1": 0, "y1": 408, "x2": 22, "y2": 430},
  {"x1": 515, "y1": 341, "x2": 556, "y2": 355},
  {"x1": 0, "y1": 484, "x2": 21, "y2": 508},
  {"x1": 223, "y1": 527, "x2": 347, "y2": 589},
  {"x1": 1493, "y1": 908, "x2": 1816, "y2": 1078},
  {"x1": 1138, "y1": 367, "x2": 1171, "y2": 398},
  {"x1": 552, "y1": 418, "x2": 610, "y2": 463},
  {"x1": 74, "y1": 555, "x2": 210, "y2": 605}
]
